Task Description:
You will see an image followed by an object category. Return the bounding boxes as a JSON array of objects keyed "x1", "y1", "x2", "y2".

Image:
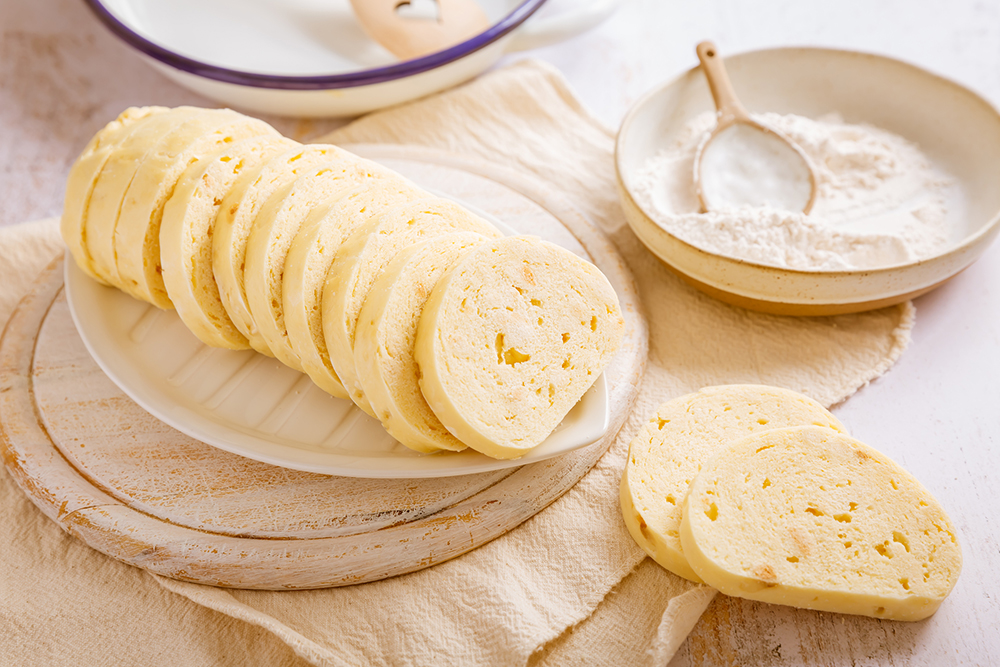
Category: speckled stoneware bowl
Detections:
[{"x1": 616, "y1": 47, "x2": 1000, "y2": 316}]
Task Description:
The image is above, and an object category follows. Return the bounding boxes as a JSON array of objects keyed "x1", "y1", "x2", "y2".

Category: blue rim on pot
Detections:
[{"x1": 82, "y1": 0, "x2": 549, "y2": 90}]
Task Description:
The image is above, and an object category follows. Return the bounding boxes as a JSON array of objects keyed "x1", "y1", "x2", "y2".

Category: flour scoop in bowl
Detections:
[
  {"x1": 693, "y1": 41, "x2": 816, "y2": 215},
  {"x1": 616, "y1": 46, "x2": 1000, "y2": 316}
]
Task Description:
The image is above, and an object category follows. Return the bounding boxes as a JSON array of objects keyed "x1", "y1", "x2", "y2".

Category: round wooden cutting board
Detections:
[{"x1": 0, "y1": 145, "x2": 645, "y2": 590}]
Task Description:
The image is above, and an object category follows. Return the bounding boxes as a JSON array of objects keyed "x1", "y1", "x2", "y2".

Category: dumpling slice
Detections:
[
  {"x1": 681, "y1": 425, "x2": 962, "y2": 621},
  {"x1": 282, "y1": 179, "x2": 423, "y2": 399},
  {"x1": 323, "y1": 198, "x2": 501, "y2": 415},
  {"x1": 620, "y1": 384, "x2": 846, "y2": 583},
  {"x1": 354, "y1": 233, "x2": 490, "y2": 452},
  {"x1": 159, "y1": 135, "x2": 298, "y2": 348},
  {"x1": 414, "y1": 236, "x2": 624, "y2": 460}
]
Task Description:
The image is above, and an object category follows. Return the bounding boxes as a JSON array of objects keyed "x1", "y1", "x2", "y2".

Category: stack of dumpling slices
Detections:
[
  {"x1": 62, "y1": 106, "x2": 625, "y2": 461},
  {"x1": 620, "y1": 385, "x2": 962, "y2": 621}
]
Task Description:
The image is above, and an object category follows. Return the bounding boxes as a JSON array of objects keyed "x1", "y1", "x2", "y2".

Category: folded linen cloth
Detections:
[{"x1": 0, "y1": 60, "x2": 913, "y2": 667}]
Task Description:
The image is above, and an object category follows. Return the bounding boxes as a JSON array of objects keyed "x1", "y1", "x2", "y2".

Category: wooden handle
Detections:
[
  {"x1": 696, "y1": 41, "x2": 750, "y2": 123},
  {"x1": 350, "y1": 0, "x2": 490, "y2": 61}
]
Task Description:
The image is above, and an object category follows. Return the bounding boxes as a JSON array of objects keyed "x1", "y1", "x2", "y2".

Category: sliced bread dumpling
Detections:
[
  {"x1": 413, "y1": 236, "x2": 624, "y2": 460},
  {"x1": 354, "y1": 233, "x2": 490, "y2": 453},
  {"x1": 283, "y1": 179, "x2": 423, "y2": 399},
  {"x1": 244, "y1": 157, "x2": 395, "y2": 371},
  {"x1": 114, "y1": 109, "x2": 280, "y2": 308},
  {"x1": 322, "y1": 198, "x2": 502, "y2": 415},
  {"x1": 160, "y1": 134, "x2": 298, "y2": 349},
  {"x1": 620, "y1": 385, "x2": 847, "y2": 583},
  {"x1": 212, "y1": 143, "x2": 347, "y2": 356},
  {"x1": 680, "y1": 425, "x2": 962, "y2": 621},
  {"x1": 85, "y1": 107, "x2": 203, "y2": 287},
  {"x1": 62, "y1": 106, "x2": 168, "y2": 284}
]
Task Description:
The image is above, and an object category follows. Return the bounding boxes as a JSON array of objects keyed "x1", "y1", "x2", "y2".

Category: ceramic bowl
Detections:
[
  {"x1": 83, "y1": 0, "x2": 621, "y2": 117},
  {"x1": 616, "y1": 47, "x2": 1000, "y2": 316}
]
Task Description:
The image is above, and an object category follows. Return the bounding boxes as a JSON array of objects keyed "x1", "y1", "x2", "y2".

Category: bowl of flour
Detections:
[{"x1": 616, "y1": 47, "x2": 1000, "y2": 315}]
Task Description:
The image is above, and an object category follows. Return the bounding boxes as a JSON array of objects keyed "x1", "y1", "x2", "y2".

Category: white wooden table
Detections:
[{"x1": 1, "y1": 0, "x2": 998, "y2": 663}]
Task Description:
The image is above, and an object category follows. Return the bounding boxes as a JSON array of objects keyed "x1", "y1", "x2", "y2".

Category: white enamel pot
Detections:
[{"x1": 83, "y1": 0, "x2": 622, "y2": 117}]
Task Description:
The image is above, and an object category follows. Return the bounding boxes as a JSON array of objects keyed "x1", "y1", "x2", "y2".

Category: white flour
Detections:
[
  {"x1": 699, "y1": 122, "x2": 814, "y2": 212},
  {"x1": 631, "y1": 112, "x2": 955, "y2": 270}
]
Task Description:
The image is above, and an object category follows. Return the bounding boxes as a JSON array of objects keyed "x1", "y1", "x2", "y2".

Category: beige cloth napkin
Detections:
[{"x1": 0, "y1": 60, "x2": 913, "y2": 667}]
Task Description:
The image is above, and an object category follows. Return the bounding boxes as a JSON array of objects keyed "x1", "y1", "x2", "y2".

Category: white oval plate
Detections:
[{"x1": 63, "y1": 198, "x2": 609, "y2": 479}]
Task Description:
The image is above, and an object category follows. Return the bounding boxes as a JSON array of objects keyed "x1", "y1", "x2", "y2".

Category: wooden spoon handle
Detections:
[
  {"x1": 350, "y1": 0, "x2": 490, "y2": 61},
  {"x1": 696, "y1": 41, "x2": 751, "y2": 123}
]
